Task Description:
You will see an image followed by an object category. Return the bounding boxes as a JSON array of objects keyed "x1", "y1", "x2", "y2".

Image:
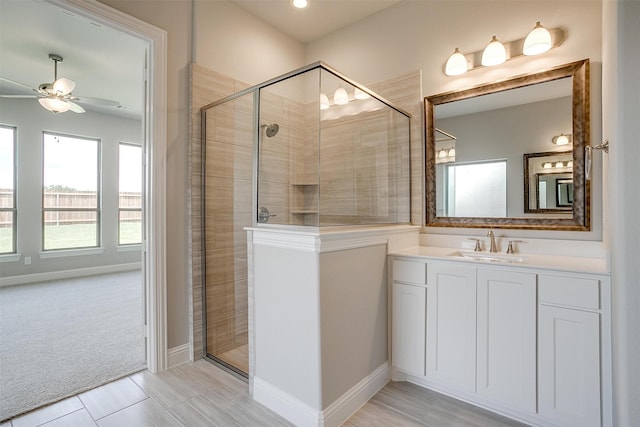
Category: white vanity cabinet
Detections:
[
  {"x1": 538, "y1": 274, "x2": 603, "y2": 427},
  {"x1": 476, "y1": 269, "x2": 537, "y2": 412},
  {"x1": 391, "y1": 260, "x2": 427, "y2": 376},
  {"x1": 389, "y1": 254, "x2": 611, "y2": 427},
  {"x1": 425, "y1": 263, "x2": 476, "y2": 391}
]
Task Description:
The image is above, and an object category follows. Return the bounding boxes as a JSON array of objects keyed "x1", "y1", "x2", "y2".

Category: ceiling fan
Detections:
[{"x1": 0, "y1": 53, "x2": 120, "y2": 114}]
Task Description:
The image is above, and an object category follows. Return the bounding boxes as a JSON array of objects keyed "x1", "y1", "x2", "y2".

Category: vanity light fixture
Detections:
[
  {"x1": 481, "y1": 36, "x2": 507, "y2": 67},
  {"x1": 567, "y1": 160, "x2": 573, "y2": 168},
  {"x1": 448, "y1": 147, "x2": 456, "y2": 157},
  {"x1": 291, "y1": 0, "x2": 309, "y2": 9},
  {"x1": 319, "y1": 93, "x2": 330, "y2": 110},
  {"x1": 445, "y1": 48, "x2": 468, "y2": 76},
  {"x1": 555, "y1": 161, "x2": 564, "y2": 168},
  {"x1": 543, "y1": 162, "x2": 552, "y2": 169},
  {"x1": 523, "y1": 21, "x2": 552, "y2": 55},
  {"x1": 443, "y1": 22, "x2": 565, "y2": 76},
  {"x1": 552, "y1": 133, "x2": 571, "y2": 145},
  {"x1": 333, "y1": 87, "x2": 349, "y2": 105}
]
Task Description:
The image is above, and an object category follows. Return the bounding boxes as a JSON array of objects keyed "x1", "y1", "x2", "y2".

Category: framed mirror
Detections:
[
  {"x1": 523, "y1": 151, "x2": 573, "y2": 213},
  {"x1": 425, "y1": 59, "x2": 590, "y2": 230}
]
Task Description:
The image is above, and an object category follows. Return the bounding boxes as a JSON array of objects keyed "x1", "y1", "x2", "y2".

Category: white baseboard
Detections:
[
  {"x1": 168, "y1": 343, "x2": 192, "y2": 368},
  {"x1": 254, "y1": 362, "x2": 390, "y2": 427},
  {"x1": 321, "y1": 362, "x2": 390, "y2": 427},
  {"x1": 0, "y1": 262, "x2": 142, "y2": 287}
]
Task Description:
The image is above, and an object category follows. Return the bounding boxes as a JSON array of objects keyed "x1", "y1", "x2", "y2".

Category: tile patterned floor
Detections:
[{"x1": 4, "y1": 359, "x2": 527, "y2": 427}]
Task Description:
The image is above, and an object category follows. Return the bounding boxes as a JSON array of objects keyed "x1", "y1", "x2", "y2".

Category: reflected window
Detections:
[
  {"x1": 43, "y1": 132, "x2": 100, "y2": 250},
  {"x1": 0, "y1": 125, "x2": 16, "y2": 254},
  {"x1": 443, "y1": 160, "x2": 507, "y2": 217}
]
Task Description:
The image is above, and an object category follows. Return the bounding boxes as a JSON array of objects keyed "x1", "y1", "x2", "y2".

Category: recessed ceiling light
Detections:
[{"x1": 291, "y1": 0, "x2": 309, "y2": 9}]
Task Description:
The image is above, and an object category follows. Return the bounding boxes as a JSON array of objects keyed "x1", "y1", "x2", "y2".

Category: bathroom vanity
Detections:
[{"x1": 388, "y1": 246, "x2": 611, "y2": 427}]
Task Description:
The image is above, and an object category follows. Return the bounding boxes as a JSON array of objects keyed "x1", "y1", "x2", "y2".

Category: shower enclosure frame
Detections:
[{"x1": 200, "y1": 61, "x2": 412, "y2": 376}]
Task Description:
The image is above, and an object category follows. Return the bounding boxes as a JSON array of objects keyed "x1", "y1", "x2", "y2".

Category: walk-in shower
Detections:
[{"x1": 200, "y1": 62, "x2": 411, "y2": 376}]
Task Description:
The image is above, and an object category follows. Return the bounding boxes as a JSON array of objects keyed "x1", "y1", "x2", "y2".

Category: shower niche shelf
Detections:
[{"x1": 291, "y1": 183, "x2": 319, "y2": 224}]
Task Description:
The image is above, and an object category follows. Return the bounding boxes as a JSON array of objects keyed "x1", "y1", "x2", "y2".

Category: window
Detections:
[
  {"x1": 443, "y1": 160, "x2": 507, "y2": 217},
  {"x1": 0, "y1": 125, "x2": 17, "y2": 254},
  {"x1": 118, "y1": 143, "x2": 142, "y2": 245},
  {"x1": 43, "y1": 132, "x2": 100, "y2": 250}
]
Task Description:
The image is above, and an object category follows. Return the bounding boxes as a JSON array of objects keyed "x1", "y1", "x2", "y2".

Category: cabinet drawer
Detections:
[
  {"x1": 539, "y1": 275, "x2": 600, "y2": 310},
  {"x1": 393, "y1": 259, "x2": 426, "y2": 285}
]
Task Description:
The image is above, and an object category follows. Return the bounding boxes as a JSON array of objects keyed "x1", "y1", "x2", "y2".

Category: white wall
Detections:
[
  {"x1": 603, "y1": 1, "x2": 640, "y2": 425},
  {"x1": 306, "y1": 0, "x2": 603, "y2": 241},
  {"x1": 0, "y1": 98, "x2": 142, "y2": 278}
]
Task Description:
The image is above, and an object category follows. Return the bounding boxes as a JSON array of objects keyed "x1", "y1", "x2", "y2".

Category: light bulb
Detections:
[
  {"x1": 445, "y1": 48, "x2": 468, "y2": 76},
  {"x1": 333, "y1": 87, "x2": 349, "y2": 105},
  {"x1": 291, "y1": 0, "x2": 309, "y2": 9},
  {"x1": 481, "y1": 36, "x2": 507, "y2": 67},
  {"x1": 319, "y1": 93, "x2": 330, "y2": 110},
  {"x1": 523, "y1": 21, "x2": 552, "y2": 56},
  {"x1": 39, "y1": 97, "x2": 70, "y2": 113}
]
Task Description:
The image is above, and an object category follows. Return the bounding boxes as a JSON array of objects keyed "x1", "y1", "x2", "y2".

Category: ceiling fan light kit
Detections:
[{"x1": 36, "y1": 53, "x2": 85, "y2": 114}]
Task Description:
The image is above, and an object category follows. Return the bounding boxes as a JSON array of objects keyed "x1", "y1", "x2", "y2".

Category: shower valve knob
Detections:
[{"x1": 258, "y1": 207, "x2": 276, "y2": 223}]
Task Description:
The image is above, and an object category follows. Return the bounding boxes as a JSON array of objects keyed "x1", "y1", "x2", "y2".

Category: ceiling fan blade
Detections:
[
  {"x1": 53, "y1": 77, "x2": 75, "y2": 96},
  {"x1": 0, "y1": 94, "x2": 37, "y2": 99},
  {"x1": 67, "y1": 101, "x2": 86, "y2": 113},
  {"x1": 0, "y1": 76, "x2": 35, "y2": 92},
  {"x1": 74, "y1": 96, "x2": 120, "y2": 108}
]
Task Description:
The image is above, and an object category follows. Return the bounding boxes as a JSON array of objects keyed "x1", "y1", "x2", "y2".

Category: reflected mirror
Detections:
[{"x1": 425, "y1": 59, "x2": 590, "y2": 230}]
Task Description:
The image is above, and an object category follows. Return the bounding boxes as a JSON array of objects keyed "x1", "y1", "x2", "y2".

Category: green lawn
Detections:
[{"x1": 0, "y1": 222, "x2": 141, "y2": 253}]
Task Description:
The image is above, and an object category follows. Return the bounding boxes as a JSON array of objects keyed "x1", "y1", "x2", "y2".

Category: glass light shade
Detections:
[
  {"x1": 39, "y1": 97, "x2": 70, "y2": 113},
  {"x1": 553, "y1": 134, "x2": 570, "y2": 145},
  {"x1": 333, "y1": 87, "x2": 349, "y2": 105},
  {"x1": 291, "y1": 0, "x2": 309, "y2": 9},
  {"x1": 53, "y1": 77, "x2": 75, "y2": 95},
  {"x1": 481, "y1": 36, "x2": 507, "y2": 67},
  {"x1": 448, "y1": 148, "x2": 456, "y2": 157},
  {"x1": 319, "y1": 93, "x2": 330, "y2": 110},
  {"x1": 445, "y1": 48, "x2": 468, "y2": 76},
  {"x1": 438, "y1": 149, "x2": 447, "y2": 159},
  {"x1": 567, "y1": 160, "x2": 573, "y2": 168},
  {"x1": 354, "y1": 87, "x2": 370, "y2": 100},
  {"x1": 555, "y1": 161, "x2": 564, "y2": 168},
  {"x1": 543, "y1": 162, "x2": 552, "y2": 169},
  {"x1": 523, "y1": 22, "x2": 552, "y2": 56}
]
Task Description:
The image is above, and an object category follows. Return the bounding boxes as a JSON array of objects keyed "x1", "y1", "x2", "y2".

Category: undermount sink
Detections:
[{"x1": 447, "y1": 250, "x2": 527, "y2": 264}]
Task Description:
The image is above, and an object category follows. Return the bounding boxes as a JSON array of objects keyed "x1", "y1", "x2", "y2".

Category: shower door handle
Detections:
[{"x1": 258, "y1": 207, "x2": 276, "y2": 223}]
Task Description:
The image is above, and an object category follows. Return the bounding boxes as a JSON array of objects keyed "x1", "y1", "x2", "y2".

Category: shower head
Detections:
[{"x1": 261, "y1": 123, "x2": 280, "y2": 138}]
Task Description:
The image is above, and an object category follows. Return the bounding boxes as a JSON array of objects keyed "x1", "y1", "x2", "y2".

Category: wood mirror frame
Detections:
[{"x1": 424, "y1": 59, "x2": 590, "y2": 230}]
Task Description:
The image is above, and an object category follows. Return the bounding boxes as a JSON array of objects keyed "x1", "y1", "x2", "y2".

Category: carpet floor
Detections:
[{"x1": 0, "y1": 270, "x2": 146, "y2": 421}]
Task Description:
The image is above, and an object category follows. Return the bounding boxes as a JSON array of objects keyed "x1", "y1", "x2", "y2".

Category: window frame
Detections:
[
  {"x1": 0, "y1": 124, "x2": 17, "y2": 255},
  {"x1": 42, "y1": 131, "x2": 102, "y2": 251},
  {"x1": 118, "y1": 141, "x2": 143, "y2": 246}
]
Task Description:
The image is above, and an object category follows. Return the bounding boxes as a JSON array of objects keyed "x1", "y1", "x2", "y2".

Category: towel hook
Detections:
[{"x1": 585, "y1": 140, "x2": 609, "y2": 180}]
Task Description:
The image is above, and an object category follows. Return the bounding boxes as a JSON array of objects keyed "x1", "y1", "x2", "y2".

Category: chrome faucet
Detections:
[{"x1": 487, "y1": 230, "x2": 498, "y2": 253}]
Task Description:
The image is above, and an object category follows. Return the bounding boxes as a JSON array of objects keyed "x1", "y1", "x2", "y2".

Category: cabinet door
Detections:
[
  {"x1": 426, "y1": 263, "x2": 476, "y2": 391},
  {"x1": 539, "y1": 305, "x2": 601, "y2": 427},
  {"x1": 392, "y1": 282, "x2": 426, "y2": 376},
  {"x1": 476, "y1": 269, "x2": 537, "y2": 412}
]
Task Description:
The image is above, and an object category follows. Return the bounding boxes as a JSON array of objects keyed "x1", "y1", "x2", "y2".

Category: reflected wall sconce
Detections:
[
  {"x1": 333, "y1": 87, "x2": 349, "y2": 105},
  {"x1": 444, "y1": 21, "x2": 565, "y2": 76},
  {"x1": 552, "y1": 133, "x2": 571, "y2": 145},
  {"x1": 320, "y1": 93, "x2": 330, "y2": 110}
]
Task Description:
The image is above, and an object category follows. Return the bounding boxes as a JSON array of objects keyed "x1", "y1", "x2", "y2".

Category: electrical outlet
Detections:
[{"x1": 24, "y1": 256, "x2": 31, "y2": 265}]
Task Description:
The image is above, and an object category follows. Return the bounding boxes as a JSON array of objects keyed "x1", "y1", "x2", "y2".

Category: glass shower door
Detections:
[{"x1": 202, "y1": 91, "x2": 254, "y2": 376}]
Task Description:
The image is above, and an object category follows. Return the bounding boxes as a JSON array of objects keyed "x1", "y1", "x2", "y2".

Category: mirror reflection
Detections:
[
  {"x1": 524, "y1": 151, "x2": 573, "y2": 213},
  {"x1": 425, "y1": 59, "x2": 590, "y2": 230}
]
